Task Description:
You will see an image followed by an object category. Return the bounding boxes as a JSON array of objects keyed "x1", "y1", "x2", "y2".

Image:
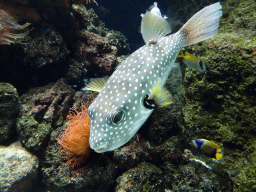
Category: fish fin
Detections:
[
  {"x1": 84, "y1": 76, "x2": 109, "y2": 92},
  {"x1": 148, "y1": 80, "x2": 173, "y2": 108},
  {"x1": 177, "y1": 50, "x2": 185, "y2": 58},
  {"x1": 179, "y1": 2, "x2": 222, "y2": 46},
  {"x1": 216, "y1": 151, "x2": 224, "y2": 161},
  {"x1": 184, "y1": 53, "x2": 199, "y2": 61},
  {"x1": 141, "y1": 8, "x2": 171, "y2": 44},
  {"x1": 178, "y1": 51, "x2": 198, "y2": 61}
]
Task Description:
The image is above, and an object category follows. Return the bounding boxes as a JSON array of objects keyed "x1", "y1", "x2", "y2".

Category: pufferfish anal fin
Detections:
[
  {"x1": 141, "y1": 2, "x2": 171, "y2": 45},
  {"x1": 147, "y1": 79, "x2": 173, "y2": 108},
  {"x1": 84, "y1": 76, "x2": 109, "y2": 92}
]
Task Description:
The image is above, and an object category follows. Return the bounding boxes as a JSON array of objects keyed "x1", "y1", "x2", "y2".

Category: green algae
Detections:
[
  {"x1": 0, "y1": 83, "x2": 20, "y2": 144},
  {"x1": 16, "y1": 116, "x2": 52, "y2": 151},
  {"x1": 116, "y1": 162, "x2": 164, "y2": 191}
]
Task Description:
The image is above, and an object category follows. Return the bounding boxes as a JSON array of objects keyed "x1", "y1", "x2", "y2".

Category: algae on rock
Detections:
[{"x1": 182, "y1": 1, "x2": 256, "y2": 191}]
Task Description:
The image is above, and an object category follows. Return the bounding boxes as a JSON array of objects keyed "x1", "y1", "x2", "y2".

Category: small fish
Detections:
[
  {"x1": 177, "y1": 50, "x2": 210, "y2": 73},
  {"x1": 86, "y1": 2, "x2": 222, "y2": 153},
  {"x1": 192, "y1": 139, "x2": 224, "y2": 161}
]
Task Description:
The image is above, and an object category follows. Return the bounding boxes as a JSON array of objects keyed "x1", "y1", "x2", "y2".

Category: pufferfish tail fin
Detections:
[{"x1": 179, "y1": 2, "x2": 222, "y2": 46}]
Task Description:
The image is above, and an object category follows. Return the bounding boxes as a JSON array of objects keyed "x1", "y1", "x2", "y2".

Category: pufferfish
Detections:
[
  {"x1": 192, "y1": 139, "x2": 224, "y2": 161},
  {"x1": 85, "y1": 2, "x2": 223, "y2": 153}
]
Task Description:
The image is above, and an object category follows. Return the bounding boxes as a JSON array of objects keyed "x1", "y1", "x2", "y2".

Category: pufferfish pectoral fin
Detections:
[
  {"x1": 147, "y1": 79, "x2": 173, "y2": 108},
  {"x1": 84, "y1": 76, "x2": 109, "y2": 92}
]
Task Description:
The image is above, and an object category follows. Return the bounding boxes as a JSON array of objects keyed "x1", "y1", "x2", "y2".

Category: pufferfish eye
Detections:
[
  {"x1": 142, "y1": 95, "x2": 155, "y2": 110},
  {"x1": 112, "y1": 109, "x2": 125, "y2": 124}
]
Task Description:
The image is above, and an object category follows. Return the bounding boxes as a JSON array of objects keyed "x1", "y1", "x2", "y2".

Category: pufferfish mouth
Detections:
[
  {"x1": 91, "y1": 142, "x2": 108, "y2": 153},
  {"x1": 94, "y1": 147, "x2": 105, "y2": 153}
]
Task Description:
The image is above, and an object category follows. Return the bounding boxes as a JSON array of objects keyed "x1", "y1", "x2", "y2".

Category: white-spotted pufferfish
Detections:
[{"x1": 85, "y1": 2, "x2": 223, "y2": 153}]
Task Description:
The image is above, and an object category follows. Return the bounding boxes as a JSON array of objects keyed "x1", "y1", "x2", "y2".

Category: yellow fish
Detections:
[
  {"x1": 192, "y1": 139, "x2": 224, "y2": 161},
  {"x1": 178, "y1": 51, "x2": 210, "y2": 73}
]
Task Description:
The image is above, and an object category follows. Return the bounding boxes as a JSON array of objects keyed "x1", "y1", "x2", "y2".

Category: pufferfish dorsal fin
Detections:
[
  {"x1": 141, "y1": 2, "x2": 171, "y2": 45},
  {"x1": 147, "y1": 79, "x2": 173, "y2": 108},
  {"x1": 85, "y1": 76, "x2": 109, "y2": 92}
]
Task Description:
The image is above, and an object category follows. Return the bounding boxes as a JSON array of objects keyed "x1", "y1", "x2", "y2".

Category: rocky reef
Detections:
[
  {"x1": 181, "y1": 0, "x2": 256, "y2": 191},
  {"x1": 0, "y1": 0, "x2": 255, "y2": 191}
]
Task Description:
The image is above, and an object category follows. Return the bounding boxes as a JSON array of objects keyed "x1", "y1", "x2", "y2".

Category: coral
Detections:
[
  {"x1": 17, "y1": 79, "x2": 74, "y2": 151},
  {"x1": 57, "y1": 106, "x2": 91, "y2": 167},
  {"x1": 0, "y1": 9, "x2": 31, "y2": 45}
]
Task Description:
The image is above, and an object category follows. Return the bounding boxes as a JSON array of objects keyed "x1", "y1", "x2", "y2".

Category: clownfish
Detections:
[{"x1": 192, "y1": 139, "x2": 224, "y2": 161}]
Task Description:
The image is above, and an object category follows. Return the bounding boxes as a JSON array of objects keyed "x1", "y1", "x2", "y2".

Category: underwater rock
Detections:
[
  {"x1": 42, "y1": 162, "x2": 117, "y2": 192},
  {"x1": 41, "y1": 89, "x2": 112, "y2": 191},
  {"x1": 75, "y1": 29, "x2": 118, "y2": 76},
  {"x1": 182, "y1": 0, "x2": 256, "y2": 191},
  {"x1": 43, "y1": 127, "x2": 117, "y2": 192},
  {"x1": 72, "y1": 4, "x2": 109, "y2": 37},
  {"x1": 113, "y1": 136, "x2": 163, "y2": 169},
  {"x1": 0, "y1": 23, "x2": 70, "y2": 92},
  {"x1": 105, "y1": 30, "x2": 130, "y2": 56},
  {"x1": 0, "y1": 141, "x2": 39, "y2": 192},
  {"x1": 0, "y1": 82, "x2": 20, "y2": 144},
  {"x1": 116, "y1": 162, "x2": 164, "y2": 192},
  {"x1": 163, "y1": 159, "x2": 233, "y2": 191},
  {"x1": 65, "y1": 59, "x2": 85, "y2": 85},
  {"x1": 72, "y1": 4, "x2": 129, "y2": 76},
  {"x1": 174, "y1": 0, "x2": 217, "y2": 21},
  {"x1": 143, "y1": 105, "x2": 183, "y2": 145},
  {"x1": 22, "y1": 23, "x2": 70, "y2": 68},
  {"x1": 17, "y1": 79, "x2": 74, "y2": 152},
  {"x1": 115, "y1": 148, "x2": 233, "y2": 191}
]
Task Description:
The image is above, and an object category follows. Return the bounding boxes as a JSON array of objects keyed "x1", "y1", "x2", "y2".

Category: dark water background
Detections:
[{"x1": 89, "y1": 0, "x2": 186, "y2": 52}]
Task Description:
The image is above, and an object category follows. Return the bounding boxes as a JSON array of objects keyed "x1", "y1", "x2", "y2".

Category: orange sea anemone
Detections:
[{"x1": 57, "y1": 106, "x2": 91, "y2": 167}]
